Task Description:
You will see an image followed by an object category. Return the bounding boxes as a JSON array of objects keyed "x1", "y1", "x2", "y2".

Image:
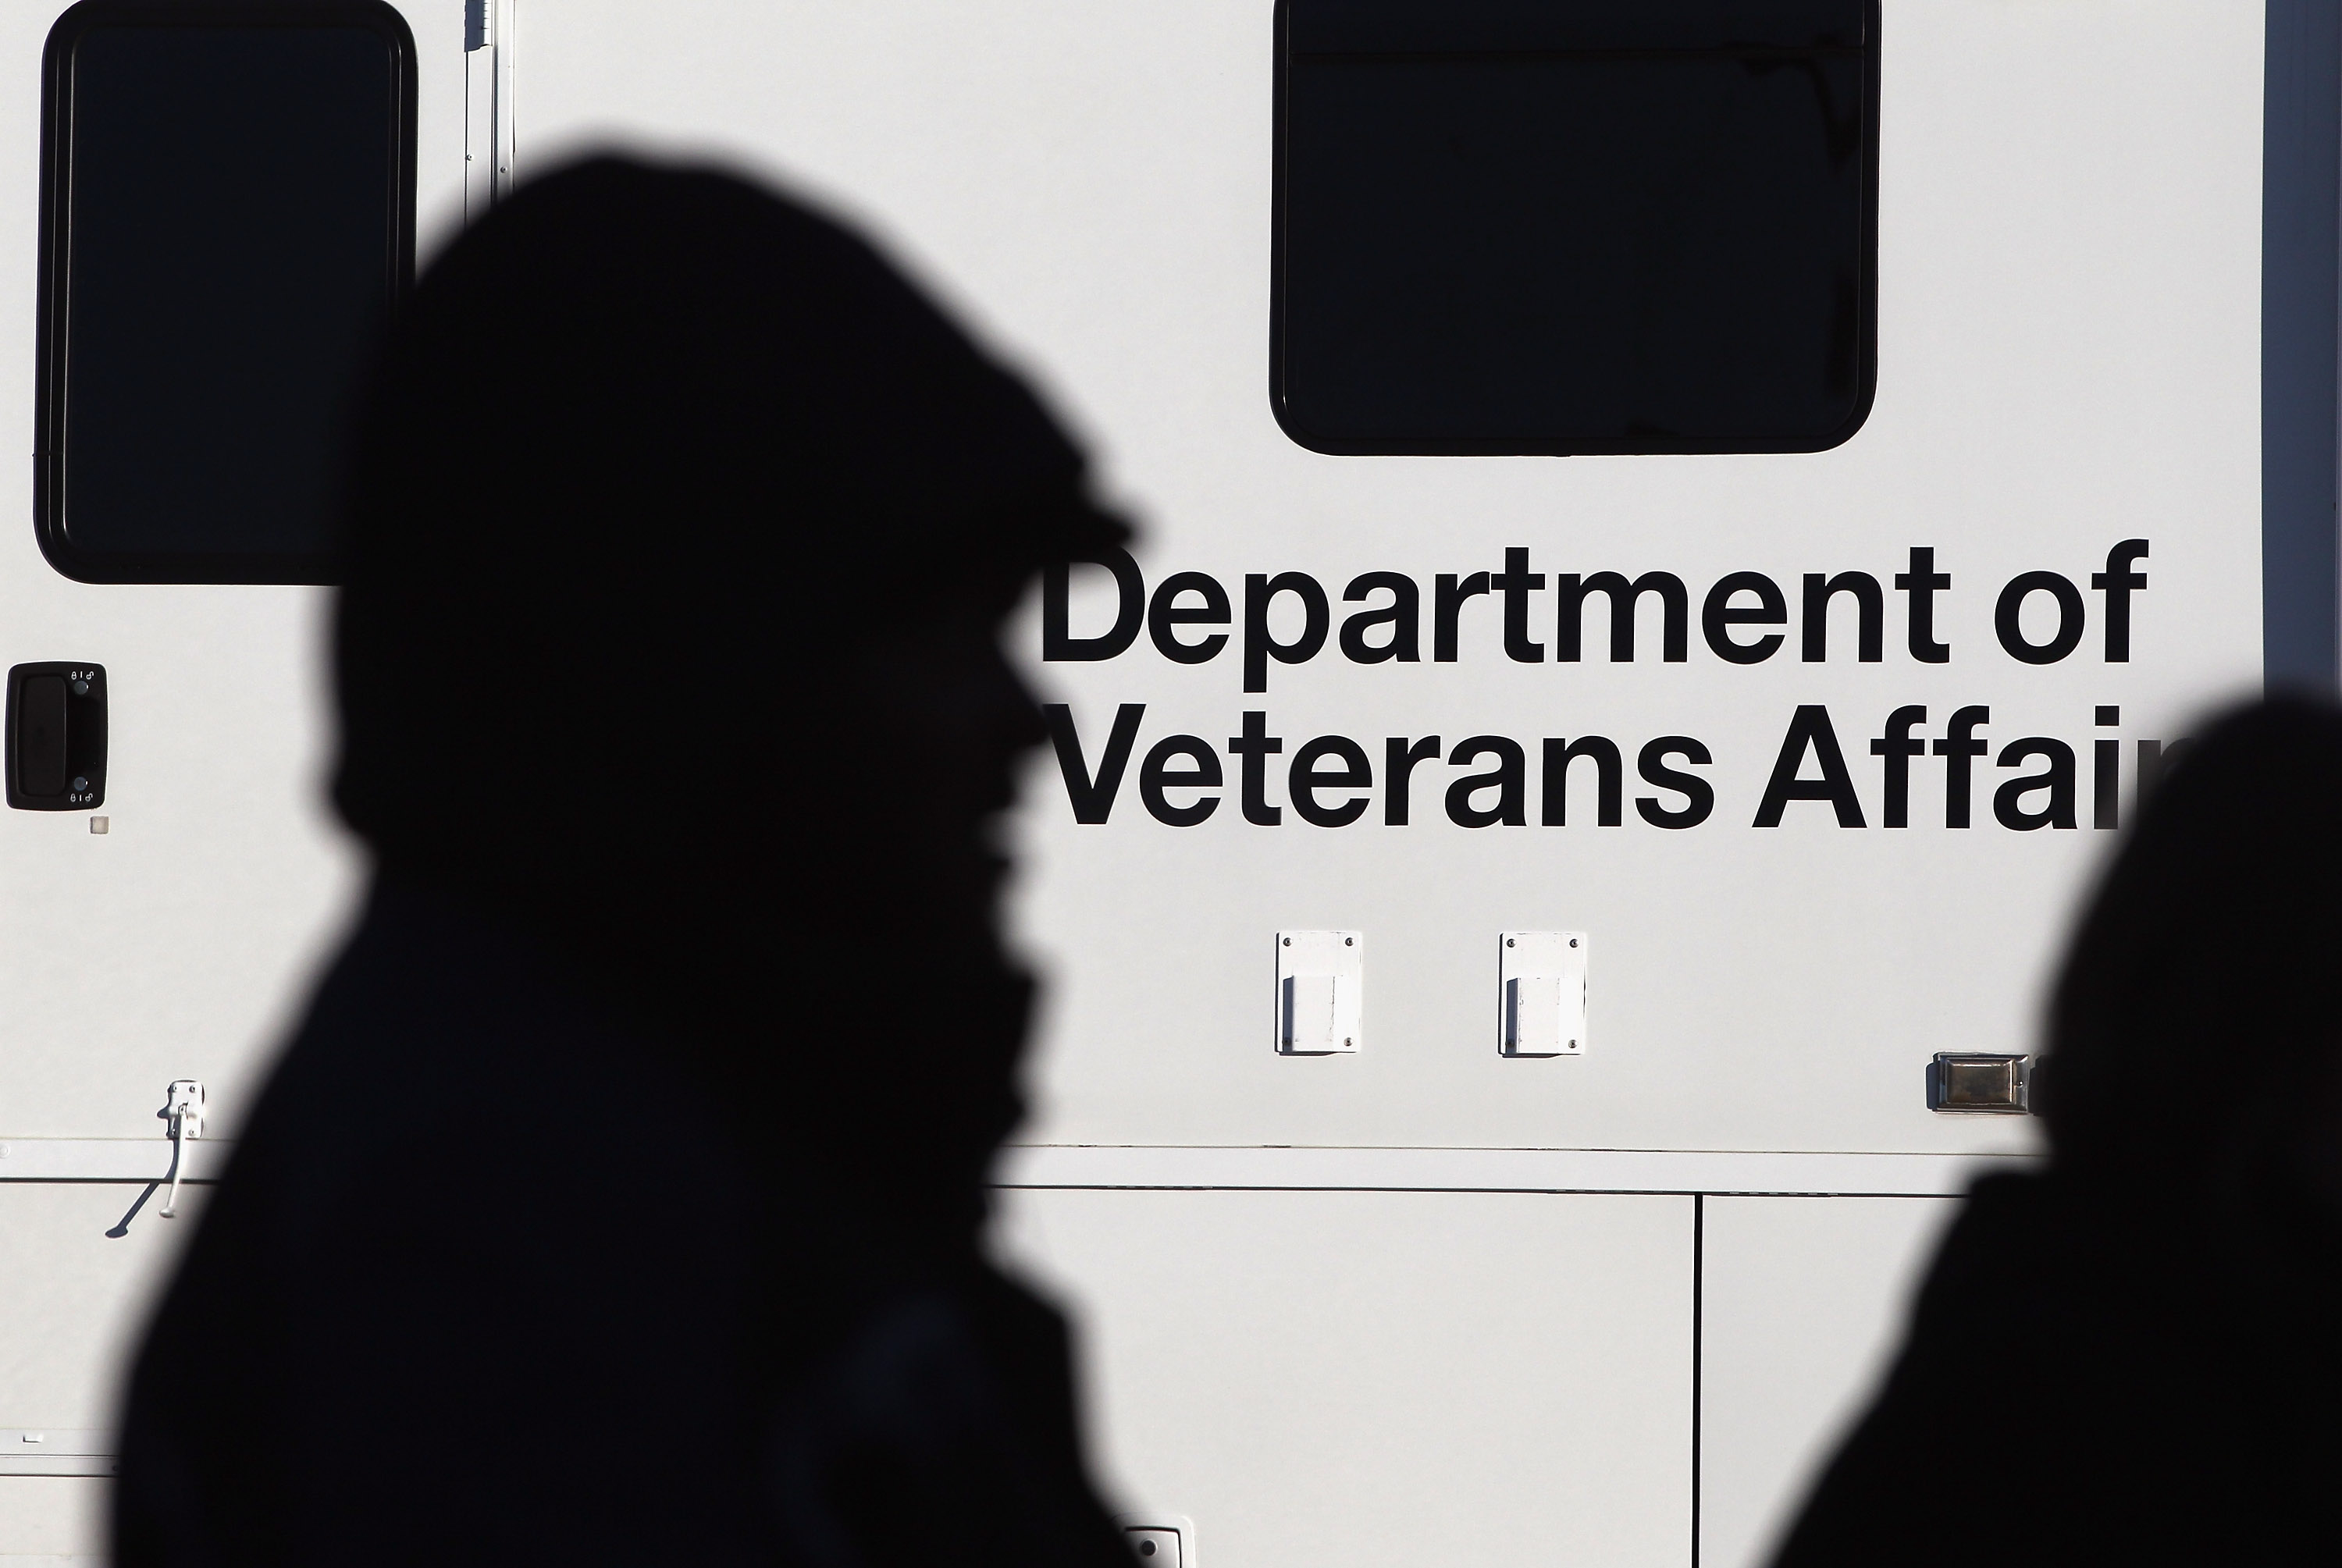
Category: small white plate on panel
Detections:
[
  {"x1": 1276, "y1": 930, "x2": 1361, "y2": 1054},
  {"x1": 1499, "y1": 931, "x2": 1586, "y2": 1055}
]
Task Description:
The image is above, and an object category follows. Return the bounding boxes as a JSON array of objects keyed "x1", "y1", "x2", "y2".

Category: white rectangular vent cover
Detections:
[
  {"x1": 1276, "y1": 930, "x2": 1361, "y2": 1054},
  {"x1": 1499, "y1": 931, "x2": 1587, "y2": 1056}
]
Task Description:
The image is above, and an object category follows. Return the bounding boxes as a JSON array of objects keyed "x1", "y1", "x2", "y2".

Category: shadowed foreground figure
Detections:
[
  {"x1": 115, "y1": 158, "x2": 1134, "y2": 1566},
  {"x1": 1771, "y1": 697, "x2": 2342, "y2": 1567}
]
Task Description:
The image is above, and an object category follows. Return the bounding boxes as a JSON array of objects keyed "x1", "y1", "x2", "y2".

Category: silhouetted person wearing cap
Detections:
[
  {"x1": 1770, "y1": 697, "x2": 2342, "y2": 1567},
  {"x1": 113, "y1": 158, "x2": 1135, "y2": 1567}
]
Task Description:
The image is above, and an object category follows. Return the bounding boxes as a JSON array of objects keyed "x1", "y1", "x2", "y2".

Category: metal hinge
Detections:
[{"x1": 465, "y1": 1, "x2": 517, "y2": 222}]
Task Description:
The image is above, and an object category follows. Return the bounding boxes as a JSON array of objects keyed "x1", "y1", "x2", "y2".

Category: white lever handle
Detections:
[{"x1": 158, "y1": 1079, "x2": 204, "y2": 1219}]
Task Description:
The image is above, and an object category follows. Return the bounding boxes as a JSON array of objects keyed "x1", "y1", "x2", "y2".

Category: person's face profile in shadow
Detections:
[{"x1": 831, "y1": 564, "x2": 1051, "y2": 910}]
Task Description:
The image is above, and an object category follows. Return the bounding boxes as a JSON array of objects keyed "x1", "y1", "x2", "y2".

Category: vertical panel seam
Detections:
[{"x1": 1691, "y1": 1191, "x2": 1705, "y2": 1568}]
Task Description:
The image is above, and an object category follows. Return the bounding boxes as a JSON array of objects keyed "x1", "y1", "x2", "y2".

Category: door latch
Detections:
[
  {"x1": 158, "y1": 1079, "x2": 205, "y2": 1218},
  {"x1": 1927, "y1": 1053, "x2": 2033, "y2": 1115},
  {"x1": 5, "y1": 663, "x2": 106, "y2": 810}
]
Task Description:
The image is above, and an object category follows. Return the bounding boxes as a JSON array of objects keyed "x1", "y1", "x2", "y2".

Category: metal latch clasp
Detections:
[
  {"x1": 1927, "y1": 1053, "x2": 2033, "y2": 1115},
  {"x1": 158, "y1": 1079, "x2": 205, "y2": 1217}
]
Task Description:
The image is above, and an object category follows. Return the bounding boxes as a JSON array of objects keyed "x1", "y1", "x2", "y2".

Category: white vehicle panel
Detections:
[
  {"x1": 1698, "y1": 1195, "x2": 1960, "y2": 1568},
  {"x1": 524, "y1": 0, "x2": 2260, "y2": 1154},
  {"x1": 996, "y1": 1187, "x2": 1696, "y2": 1568},
  {"x1": 0, "y1": 0, "x2": 2308, "y2": 1560}
]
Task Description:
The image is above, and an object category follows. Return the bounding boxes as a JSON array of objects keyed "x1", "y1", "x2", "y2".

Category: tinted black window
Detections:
[
  {"x1": 39, "y1": 4, "x2": 415, "y2": 583},
  {"x1": 1272, "y1": 0, "x2": 1878, "y2": 455}
]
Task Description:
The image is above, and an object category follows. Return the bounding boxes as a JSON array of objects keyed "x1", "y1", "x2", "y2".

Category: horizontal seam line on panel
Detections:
[
  {"x1": 992, "y1": 1184, "x2": 1956, "y2": 1197},
  {"x1": 1290, "y1": 47, "x2": 1869, "y2": 65}
]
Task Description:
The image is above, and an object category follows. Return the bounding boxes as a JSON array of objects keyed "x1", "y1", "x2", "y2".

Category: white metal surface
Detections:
[
  {"x1": 0, "y1": 1435, "x2": 114, "y2": 1481},
  {"x1": 0, "y1": 1182, "x2": 209, "y2": 1484},
  {"x1": 1698, "y1": 1196, "x2": 1960, "y2": 1568},
  {"x1": 995, "y1": 1188, "x2": 1696, "y2": 1568},
  {"x1": 0, "y1": 1477, "x2": 104, "y2": 1566},
  {"x1": 0, "y1": 1141, "x2": 229, "y2": 1186},
  {"x1": 998, "y1": 1145, "x2": 2024, "y2": 1198},
  {"x1": 0, "y1": 1138, "x2": 2030, "y2": 1208},
  {"x1": 0, "y1": 1139, "x2": 2020, "y2": 1203}
]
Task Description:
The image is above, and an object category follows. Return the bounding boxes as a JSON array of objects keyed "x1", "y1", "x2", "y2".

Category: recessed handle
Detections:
[{"x1": 5, "y1": 663, "x2": 107, "y2": 811}]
